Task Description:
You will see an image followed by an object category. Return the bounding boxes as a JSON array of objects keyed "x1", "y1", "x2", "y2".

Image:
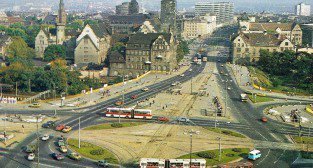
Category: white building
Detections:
[
  {"x1": 295, "y1": 3, "x2": 311, "y2": 16},
  {"x1": 195, "y1": 2, "x2": 234, "y2": 24},
  {"x1": 182, "y1": 14, "x2": 217, "y2": 39}
]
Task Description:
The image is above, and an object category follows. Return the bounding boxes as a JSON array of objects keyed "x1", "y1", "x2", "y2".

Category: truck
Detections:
[
  {"x1": 240, "y1": 94, "x2": 248, "y2": 102},
  {"x1": 202, "y1": 57, "x2": 207, "y2": 62}
]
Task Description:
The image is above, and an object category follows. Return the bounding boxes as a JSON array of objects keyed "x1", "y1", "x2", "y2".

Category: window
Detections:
[
  {"x1": 84, "y1": 38, "x2": 88, "y2": 44},
  {"x1": 285, "y1": 42, "x2": 288, "y2": 46},
  {"x1": 245, "y1": 48, "x2": 249, "y2": 52},
  {"x1": 237, "y1": 48, "x2": 241, "y2": 52}
]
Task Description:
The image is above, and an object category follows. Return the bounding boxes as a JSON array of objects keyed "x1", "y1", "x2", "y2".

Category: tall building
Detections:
[
  {"x1": 182, "y1": 14, "x2": 217, "y2": 39},
  {"x1": 116, "y1": 2, "x2": 130, "y2": 15},
  {"x1": 195, "y1": 2, "x2": 234, "y2": 24},
  {"x1": 160, "y1": 0, "x2": 177, "y2": 34},
  {"x1": 56, "y1": 0, "x2": 66, "y2": 44},
  {"x1": 129, "y1": 0, "x2": 139, "y2": 15},
  {"x1": 295, "y1": 3, "x2": 311, "y2": 16}
]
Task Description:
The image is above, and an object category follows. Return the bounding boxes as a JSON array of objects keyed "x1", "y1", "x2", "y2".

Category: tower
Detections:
[
  {"x1": 129, "y1": 0, "x2": 139, "y2": 15},
  {"x1": 56, "y1": 0, "x2": 67, "y2": 45},
  {"x1": 160, "y1": 0, "x2": 177, "y2": 35}
]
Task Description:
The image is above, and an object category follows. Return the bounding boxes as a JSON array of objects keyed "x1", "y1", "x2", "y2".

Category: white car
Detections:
[
  {"x1": 180, "y1": 74, "x2": 185, "y2": 77},
  {"x1": 227, "y1": 87, "x2": 231, "y2": 90},
  {"x1": 28, "y1": 153, "x2": 35, "y2": 161},
  {"x1": 41, "y1": 135, "x2": 49, "y2": 141},
  {"x1": 177, "y1": 117, "x2": 190, "y2": 122},
  {"x1": 189, "y1": 69, "x2": 192, "y2": 72}
]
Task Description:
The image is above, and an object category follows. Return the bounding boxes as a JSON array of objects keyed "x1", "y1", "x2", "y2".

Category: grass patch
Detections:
[
  {"x1": 68, "y1": 139, "x2": 118, "y2": 164},
  {"x1": 248, "y1": 94, "x2": 274, "y2": 103},
  {"x1": 205, "y1": 127, "x2": 246, "y2": 138},
  {"x1": 293, "y1": 136, "x2": 313, "y2": 144},
  {"x1": 84, "y1": 122, "x2": 145, "y2": 130},
  {"x1": 177, "y1": 148, "x2": 249, "y2": 166}
]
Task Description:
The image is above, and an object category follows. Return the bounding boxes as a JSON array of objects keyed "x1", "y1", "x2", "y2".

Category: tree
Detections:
[
  {"x1": 7, "y1": 36, "x2": 35, "y2": 59},
  {"x1": 111, "y1": 42, "x2": 126, "y2": 53},
  {"x1": 176, "y1": 40, "x2": 190, "y2": 62},
  {"x1": 44, "y1": 45, "x2": 66, "y2": 62}
]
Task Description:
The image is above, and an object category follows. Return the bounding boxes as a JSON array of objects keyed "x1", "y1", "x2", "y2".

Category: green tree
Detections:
[
  {"x1": 44, "y1": 45, "x2": 66, "y2": 62},
  {"x1": 7, "y1": 36, "x2": 35, "y2": 59},
  {"x1": 176, "y1": 40, "x2": 190, "y2": 62}
]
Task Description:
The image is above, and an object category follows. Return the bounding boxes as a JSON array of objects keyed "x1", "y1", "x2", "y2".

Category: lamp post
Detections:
[{"x1": 184, "y1": 130, "x2": 200, "y2": 168}]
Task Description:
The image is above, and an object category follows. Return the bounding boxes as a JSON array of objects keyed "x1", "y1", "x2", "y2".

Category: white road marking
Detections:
[
  {"x1": 274, "y1": 150, "x2": 285, "y2": 164},
  {"x1": 256, "y1": 149, "x2": 271, "y2": 166},
  {"x1": 256, "y1": 131, "x2": 268, "y2": 141}
]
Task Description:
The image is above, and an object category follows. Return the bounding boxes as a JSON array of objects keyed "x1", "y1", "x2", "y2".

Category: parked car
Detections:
[
  {"x1": 131, "y1": 95, "x2": 138, "y2": 99},
  {"x1": 27, "y1": 153, "x2": 35, "y2": 161},
  {"x1": 158, "y1": 116, "x2": 169, "y2": 122},
  {"x1": 55, "y1": 124, "x2": 65, "y2": 131},
  {"x1": 59, "y1": 146, "x2": 68, "y2": 153},
  {"x1": 142, "y1": 87, "x2": 149, "y2": 92},
  {"x1": 177, "y1": 117, "x2": 190, "y2": 122},
  {"x1": 62, "y1": 126, "x2": 72, "y2": 133},
  {"x1": 98, "y1": 160, "x2": 109, "y2": 167},
  {"x1": 261, "y1": 117, "x2": 268, "y2": 123},
  {"x1": 68, "y1": 152, "x2": 81, "y2": 160},
  {"x1": 41, "y1": 134, "x2": 49, "y2": 141},
  {"x1": 52, "y1": 153, "x2": 64, "y2": 161},
  {"x1": 29, "y1": 103, "x2": 41, "y2": 108}
]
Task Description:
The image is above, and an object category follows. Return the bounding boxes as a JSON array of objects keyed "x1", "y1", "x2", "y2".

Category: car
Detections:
[
  {"x1": 68, "y1": 152, "x2": 82, "y2": 160},
  {"x1": 220, "y1": 71, "x2": 224, "y2": 74},
  {"x1": 24, "y1": 145, "x2": 36, "y2": 153},
  {"x1": 189, "y1": 69, "x2": 192, "y2": 72},
  {"x1": 261, "y1": 117, "x2": 268, "y2": 122},
  {"x1": 62, "y1": 126, "x2": 72, "y2": 133},
  {"x1": 41, "y1": 134, "x2": 49, "y2": 141},
  {"x1": 158, "y1": 116, "x2": 169, "y2": 122},
  {"x1": 56, "y1": 124, "x2": 65, "y2": 131},
  {"x1": 115, "y1": 101, "x2": 124, "y2": 106},
  {"x1": 52, "y1": 153, "x2": 64, "y2": 160},
  {"x1": 171, "y1": 82, "x2": 177, "y2": 86},
  {"x1": 142, "y1": 87, "x2": 149, "y2": 92},
  {"x1": 58, "y1": 140, "x2": 65, "y2": 147},
  {"x1": 29, "y1": 103, "x2": 41, "y2": 108},
  {"x1": 218, "y1": 59, "x2": 221, "y2": 62},
  {"x1": 131, "y1": 95, "x2": 138, "y2": 99},
  {"x1": 227, "y1": 87, "x2": 231, "y2": 90},
  {"x1": 98, "y1": 160, "x2": 109, "y2": 167},
  {"x1": 42, "y1": 122, "x2": 53, "y2": 128},
  {"x1": 27, "y1": 153, "x2": 35, "y2": 161},
  {"x1": 177, "y1": 117, "x2": 190, "y2": 122},
  {"x1": 221, "y1": 65, "x2": 224, "y2": 67},
  {"x1": 59, "y1": 145, "x2": 68, "y2": 153}
]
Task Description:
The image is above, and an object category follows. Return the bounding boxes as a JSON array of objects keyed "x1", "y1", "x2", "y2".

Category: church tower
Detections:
[{"x1": 56, "y1": 0, "x2": 66, "y2": 44}]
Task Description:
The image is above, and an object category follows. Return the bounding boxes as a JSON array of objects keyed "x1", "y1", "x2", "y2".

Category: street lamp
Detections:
[{"x1": 184, "y1": 130, "x2": 200, "y2": 168}]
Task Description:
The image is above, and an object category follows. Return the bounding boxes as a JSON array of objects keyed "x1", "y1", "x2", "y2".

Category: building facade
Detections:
[
  {"x1": 109, "y1": 33, "x2": 178, "y2": 77},
  {"x1": 231, "y1": 33, "x2": 295, "y2": 63},
  {"x1": 160, "y1": 0, "x2": 177, "y2": 34},
  {"x1": 108, "y1": 14, "x2": 150, "y2": 34},
  {"x1": 182, "y1": 14, "x2": 217, "y2": 39},
  {"x1": 116, "y1": 2, "x2": 130, "y2": 16},
  {"x1": 195, "y1": 2, "x2": 234, "y2": 24},
  {"x1": 240, "y1": 22, "x2": 303, "y2": 46},
  {"x1": 295, "y1": 3, "x2": 311, "y2": 17},
  {"x1": 74, "y1": 24, "x2": 111, "y2": 67}
]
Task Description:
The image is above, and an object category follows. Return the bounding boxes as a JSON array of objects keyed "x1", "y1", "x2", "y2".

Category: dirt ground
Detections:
[
  {"x1": 0, "y1": 115, "x2": 59, "y2": 148},
  {"x1": 73, "y1": 124, "x2": 253, "y2": 164}
]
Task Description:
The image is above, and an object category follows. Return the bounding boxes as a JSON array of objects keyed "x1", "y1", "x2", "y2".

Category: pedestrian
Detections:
[
  {"x1": 150, "y1": 102, "x2": 152, "y2": 107},
  {"x1": 153, "y1": 100, "x2": 155, "y2": 104},
  {"x1": 166, "y1": 105, "x2": 168, "y2": 108},
  {"x1": 162, "y1": 106, "x2": 165, "y2": 110}
]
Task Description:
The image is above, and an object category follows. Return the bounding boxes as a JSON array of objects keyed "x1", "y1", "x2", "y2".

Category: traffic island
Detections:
[
  {"x1": 248, "y1": 94, "x2": 274, "y2": 103},
  {"x1": 205, "y1": 127, "x2": 246, "y2": 138},
  {"x1": 177, "y1": 148, "x2": 250, "y2": 166},
  {"x1": 84, "y1": 122, "x2": 145, "y2": 130},
  {"x1": 67, "y1": 139, "x2": 119, "y2": 164}
]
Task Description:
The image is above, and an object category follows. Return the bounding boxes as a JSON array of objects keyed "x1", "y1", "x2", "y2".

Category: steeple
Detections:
[
  {"x1": 58, "y1": 0, "x2": 66, "y2": 24},
  {"x1": 56, "y1": 0, "x2": 66, "y2": 44}
]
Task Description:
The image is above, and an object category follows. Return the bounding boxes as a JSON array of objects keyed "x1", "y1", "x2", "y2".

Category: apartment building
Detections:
[{"x1": 195, "y1": 2, "x2": 234, "y2": 24}]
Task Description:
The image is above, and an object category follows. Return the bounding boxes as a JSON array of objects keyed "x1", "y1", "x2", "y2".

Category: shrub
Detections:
[
  {"x1": 111, "y1": 123, "x2": 123, "y2": 128},
  {"x1": 232, "y1": 148, "x2": 242, "y2": 153},
  {"x1": 197, "y1": 151, "x2": 216, "y2": 159},
  {"x1": 90, "y1": 149, "x2": 104, "y2": 155},
  {"x1": 226, "y1": 153, "x2": 235, "y2": 157}
]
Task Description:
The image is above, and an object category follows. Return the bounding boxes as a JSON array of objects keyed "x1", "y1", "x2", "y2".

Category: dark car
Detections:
[
  {"x1": 52, "y1": 153, "x2": 64, "y2": 160},
  {"x1": 42, "y1": 121, "x2": 55, "y2": 128}
]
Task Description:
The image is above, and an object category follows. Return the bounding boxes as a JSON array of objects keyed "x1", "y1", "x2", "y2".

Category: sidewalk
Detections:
[
  {"x1": 226, "y1": 64, "x2": 313, "y2": 102},
  {"x1": 1, "y1": 64, "x2": 191, "y2": 111}
]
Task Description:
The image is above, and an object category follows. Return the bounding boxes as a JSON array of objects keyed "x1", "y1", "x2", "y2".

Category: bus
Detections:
[
  {"x1": 248, "y1": 149, "x2": 261, "y2": 160},
  {"x1": 139, "y1": 158, "x2": 165, "y2": 168},
  {"x1": 105, "y1": 107, "x2": 152, "y2": 119}
]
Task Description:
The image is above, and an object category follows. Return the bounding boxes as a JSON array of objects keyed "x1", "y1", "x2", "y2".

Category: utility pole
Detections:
[
  {"x1": 218, "y1": 137, "x2": 222, "y2": 162},
  {"x1": 15, "y1": 82, "x2": 18, "y2": 97},
  {"x1": 28, "y1": 79, "x2": 31, "y2": 93},
  {"x1": 0, "y1": 85, "x2": 2, "y2": 97},
  {"x1": 4, "y1": 112, "x2": 6, "y2": 144},
  {"x1": 190, "y1": 77, "x2": 193, "y2": 94},
  {"x1": 189, "y1": 133, "x2": 192, "y2": 168},
  {"x1": 36, "y1": 115, "x2": 40, "y2": 168},
  {"x1": 78, "y1": 117, "x2": 81, "y2": 148},
  {"x1": 225, "y1": 80, "x2": 227, "y2": 117}
]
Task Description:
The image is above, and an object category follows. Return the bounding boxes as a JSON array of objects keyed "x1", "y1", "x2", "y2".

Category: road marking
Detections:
[
  {"x1": 256, "y1": 131, "x2": 268, "y2": 141},
  {"x1": 39, "y1": 163, "x2": 61, "y2": 168},
  {"x1": 274, "y1": 150, "x2": 285, "y2": 164},
  {"x1": 270, "y1": 133, "x2": 282, "y2": 142},
  {"x1": 256, "y1": 149, "x2": 271, "y2": 166}
]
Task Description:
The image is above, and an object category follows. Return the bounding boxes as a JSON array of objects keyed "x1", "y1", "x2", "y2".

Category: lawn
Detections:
[
  {"x1": 177, "y1": 148, "x2": 250, "y2": 166},
  {"x1": 84, "y1": 122, "x2": 145, "y2": 130},
  {"x1": 205, "y1": 127, "x2": 246, "y2": 138},
  {"x1": 68, "y1": 139, "x2": 119, "y2": 164},
  {"x1": 293, "y1": 136, "x2": 313, "y2": 144},
  {"x1": 248, "y1": 94, "x2": 274, "y2": 103}
]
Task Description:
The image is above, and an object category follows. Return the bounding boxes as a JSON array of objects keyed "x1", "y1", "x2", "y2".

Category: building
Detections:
[
  {"x1": 129, "y1": 0, "x2": 139, "y2": 15},
  {"x1": 231, "y1": 33, "x2": 295, "y2": 63},
  {"x1": 74, "y1": 24, "x2": 111, "y2": 67},
  {"x1": 0, "y1": 33, "x2": 12, "y2": 60},
  {"x1": 116, "y1": 2, "x2": 130, "y2": 16},
  {"x1": 195, "y1": 2, "x2": 234, "y2": 24},
  {"x1": 108, "y1": 14, "x2": 151, "y2": 34},
  {"x1": 295, "y1": 3, "x2": 311, "y2": 17},
  {"x1": 160, "y1": 0, "x2": 177, "y2": 34},
  {"x1": 109, "y1": 33, "x2": 178, "y2": 77},
  {"x1": 239, "y1": 22, "x2": 303, "y2": 46},
  {"x1": 182, "y1": 14, "x2": 217, "y2": 39}
]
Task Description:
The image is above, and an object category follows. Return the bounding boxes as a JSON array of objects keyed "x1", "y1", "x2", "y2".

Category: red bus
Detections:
[{"x1": 106, "y1": 107, "x2": 152, "y2": 119}]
